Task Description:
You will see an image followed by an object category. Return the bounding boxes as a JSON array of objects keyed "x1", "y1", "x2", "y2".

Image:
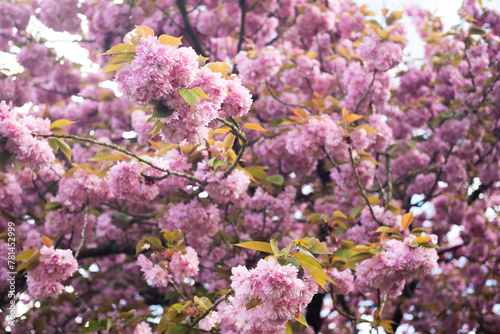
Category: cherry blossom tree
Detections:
[{"x1": 1, "y1": 0, "x2": 499, "y2": 333}]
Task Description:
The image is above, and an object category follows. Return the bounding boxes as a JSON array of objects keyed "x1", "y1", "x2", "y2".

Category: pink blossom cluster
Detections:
[
  {"x1": 284, "y1": 3, "x2": 336, "y2": 42},
  {"x1": 358, "y1": 30, "x2": 404, "y2": 72},
  {"x1": 32, "y1": 0, "x2": 83, "y2": 33},
  {"x1": 160, "y1": 67, "x2": 228, "y2": 144},
  {"x1": 198, "y1": 311, "x2": 220, "y2": 331},
  {"x1": 170, "y1": 246, "x2": 200, "y2": 284},
  {"x1": 133, "y1": 321, "x2": 153, "y2": 334},
  {"x1": 340, "y1": 206, "x2": 401, "y2": 245},
  {"x1": 218, "y1": 257, "x2": 317, "y2": 334},
  {"x1": 235, "y1": 48, "x2": 283, "y2": 86},
  {"x1": 137, "y1": 254, "x2": 171, "y2": 288},
  {"x1": 26, "y1": 246, "x2": 78, "y2": 300},
  {"x1": 55, "y1": 169, "x2": 113, "y2": 209},
  {"x1": 158, "y1": 199, "x2": 220, "y2": 254},
  {"x1": 341, "y1": 63, "x2": 391, "y2": 113},
  {"x1": 326, "y1": 268, "x2": 355, "y2": 295},
  {"x1": 355, "y1": 238, "x2": 438, "y2": 297},
  {"x1": 17, "y1": 44, "x2": 52, "y2": 78},
  {"x1": 0, "y1": 77, "x2": 32, "y2": 107},
  {"x1": 107, "y1": 159, "x2": 168, "y2": 203},
  {"x1": 115, "y1": 36, "x2": 252, "y2": 144},
  {"x1": 194, "y1": 161, "x2": 251, "y2": 205},
  {"x1": 137, "y1": 246, "x2": 199, "y2": 287},
  {"x1": 115, "y1": 36, "x2": 199, "y2": 105},
  {"x1": 285, "y1": 116, "x2": 348, "y2": 162},
  {"x1": 0, "y1": 101, "x2": 55, "y2": 169},
  {"x1": 0, "y1": 1, "x2": 31, "y2": 52}
]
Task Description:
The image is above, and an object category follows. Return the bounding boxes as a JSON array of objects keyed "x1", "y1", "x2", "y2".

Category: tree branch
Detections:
[
  {"x1": 237, "y1": 0, "x2": 247, "y2": 53},
  {"x1": 348, "y1": 147, "x2": 383, "y2": 225},
  {"x1": 34, "y1": 133, "x2": 206, "y2": 185},
  {"x1": 215, "y1": 117, "x2": 249, "y2": 178},
  {"x1": 175, "y1": 0, "x2": 207, "y2": 57},
  {"x1": 74, "y1": 200, "x2": 89, "y2": 259},
  {"x1": 353, "y1": 70, "x2": 377, "y2": 115},
  {"x1": 77, "y1": 242, "x2": 136, "y2": 259}
]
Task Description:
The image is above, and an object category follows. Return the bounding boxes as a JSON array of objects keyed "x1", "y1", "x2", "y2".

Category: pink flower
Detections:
[
  {"x1": 198, "y1": 311, "x2": 219, "y2": 331},
  {"x1": 137, "y1": 254, "x2": 171, "y2": 288},
  {"x1": 219, "y1": 257, "x2": 317, "y2": 333},
  {"x1": 134, "y1": 321, "x2": 153, "y2": 334},
  {"x1": 159, "y1": 199, "x2": 220, "y2": 254},
  {"x1": 26, "y1": 246, "x2": 78, "y2": 300},
  {"x1": 170, "y1": 246, "x2": 200, "y2": 284},
  {"x1": 107, "y1": 160, "x2": 159, "y2": 202},
  {"x1": 115, "y1": 36, "x2": 199, "y2": 105}
]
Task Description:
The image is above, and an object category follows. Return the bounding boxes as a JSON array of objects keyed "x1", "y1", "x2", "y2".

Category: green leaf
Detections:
[
  {"x1": 136, "y1": 236, "x2": 163, "y2": 254},
  {"x1": 151, "y1": 101, "x2": 175, "y2": 118},
  {"x1": 135, "y1": 25, "x2": 155, "y2": 38},
  {"x1": 158, "y1": 306, "x2": 179, "y2": 334},
  {"x1": 178, "y1": 88, "x2": 201, "y2": 109},
  {"x1": 49, "y1": 138, "x2": 72, "y2": 161},
  {"x1": 234, "y1": 241, "x2": 274, "y2": 254},
  {"x1": 266, "y1": 174, "x2": 284, "y2": 186},
  {"x1": 270, "y1": 239, "x2": 281, "y2": 256},
  {"x1": 307, "y1": 213, "x2": 329, "y2": 226},
  {"x1": 101, "y1": 63, "x2": 123, "y2": 74},
  {"x1": 347, "y1": 252, "x2": 374, "y2": 264},
  {"x1": 149, "y1": 120, "x2": 164, "y2": 138},
  {"x1": 103, "y1": 43, "x2": 136, "y2": 55},
  {"x1": 108, "y1": 53, "x2": 135, "y2": 66},
  {"x1": 165, "y1": 325, "x2": 188, "y2": 334},
  {"x1": 295, "y1": 313, "x2": 309, "y2": 327},
  {"x1": 421, "y1": 243, "x2": 440, "y2": 249},
  {"x1": 205, "y1": 62, "x2": 232, "y2": 76},
  {"x1": 376, "y1": 226, "x2": 401, "y2": 234},
  {"x1": 164, "y1": 291, "x2": 179, "y2": 301},
  {"x1": 208, "y1": 157, "x2": 227, "y2": 170},
  {"x1": 50, "y1": 119, "x2": 77, "y2": 130},
  {"x1": 243, "y1": 123, "x2": 268, "y2": 131},
  {"x1": 0, "y1": 151, "x2": 15, "y2": 171},
  {"x1": 245, "y1": 296, "x2": 262, "y2": 310},
  {"x1": 293, "y1": 253, "x2": 334, "y2": 291},
  {"x1": 411, "y1": 227, "x2": 430, "y2": 234},
  {"x1": 82, "y1": 320, "x2": 107, "y2": 333},
  {"x1": 350, "y1": 205, "x2": 363, "y2": 218},
  {"x1": 482, "y1": 133, "x2": 497, "y2": 143},
  {"x1": 469, "y1": 25, "x2": 485, "y2": 35},
  {"x1": 14, "y1": 249, "x2": 36, "y2": 262},
  {"x1": 119, "y1": 309, "x2": 136, "y2": 319},
  {"x1": 45, "y1": 201, "x2": 63, "y2": 211},
  {"x1": 191, "y1": 87, "x2": 210, "y2": 99},
  {"x1": 277, "y1": 257, "x2": 300, "y2": 268},
  {"x1": 386, "y1": 11, "x2": 403, "y2": 25},
  {"x1": 158, "y1": 35, "x2": 183, "y2": 46},
  {"x1": 333, "y1": 248, "x2": 354, "y2": 262},
  {"x1": 306, "y1": 238, "x2": 333, "y2": 254}
]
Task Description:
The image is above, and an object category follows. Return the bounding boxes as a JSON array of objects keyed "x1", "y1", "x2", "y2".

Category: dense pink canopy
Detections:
[{"x1": 0, "y1": 0, "x2": 499, "y2": 333}]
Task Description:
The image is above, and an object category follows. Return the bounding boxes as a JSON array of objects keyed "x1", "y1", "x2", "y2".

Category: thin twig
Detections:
[
  {"x1": 348, "y1": 147, "x2": 382, "y2": 225},
  {"x1": 74, "y1": 200, "x2": 89, "y2": 259},
  {"x1": 215, "y1": 117, "x2": 249, "y2": 178},
  {"x1": 265, "y1": 83, "x2": 314, "y2": 113},
  {"x1": 237, "y1": 0, "x2": 247, "y2": 53},
  {"x1": 385, "y1": 153, "x2": 393, "y2": 203},
  {"x1": 175, "y1": 0, "x2": 207, "y2": 57},
  {"x1": 182, "y1": 289, "x2": 233, "y2": 328},
  {"x1": 353, "y1": 70, "x2": 377, "y2": 114},
  {"x1": 33, "y1": 85, "x2": 99, "y2": 102},
  {"x1": 34, "y1": 133, "x2": 206, "y2": 185}
]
